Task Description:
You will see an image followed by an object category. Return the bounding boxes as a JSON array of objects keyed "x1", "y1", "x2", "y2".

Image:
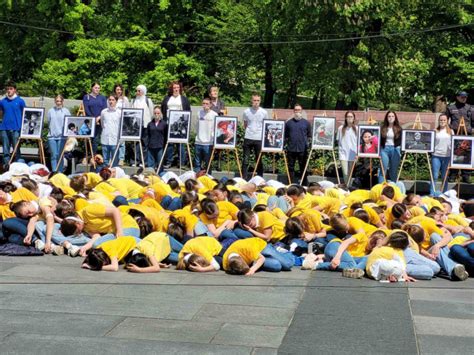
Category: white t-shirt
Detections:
[
  {"x1": 100, "y1": 107, "x2": 121, "y2": 145},
  {"x1": 434, "y1": 128, "x2": 451, "y2": 157},
  {"x1": 243, "y1": 107, "x2": 268, "y2": 140},
  {"x1": 167, "y1": 95, "x2": 183, "y2": 111},
  {"x1": 195, "y1": 109, "x2": 218, "y2": 145},
  {"x1": 386, "y1": 128, "x2": 395, "y2": 146},
  {"x1": 337, "y1": 125, "x2": 357, "y2": 161}
]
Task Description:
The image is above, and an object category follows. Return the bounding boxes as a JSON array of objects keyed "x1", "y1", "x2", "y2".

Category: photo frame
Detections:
[
  {"x1": 312, "y1": 116, "x2": 336, "y2": 150},
  {"x1": 451, "y1": 136, "x2": 474, "y2": 169},
  {"x1": 401, "y1": 129, "x2": 435, "y2": 153},
  {"x1": 214, "y1": 116, "x2": 237, "y2": 149},
  {"x1": 168, "y1": 110, "x2": 191, "y2": 143},
  {"x1": 120, "y1": 108, "x2": 143, "y2": 140},
  {"x1": 357, "y1": 125, "x2": 381, "y2": 158},
  {"x1": 63, "y1": 116, "x2": 96, "y2": 138},
  {"x1": 262, "y1": 120, "x2": 285, "y2": 152},
  {"x1": 20, "y1": 107, "x2": 45, "y2": 139}
]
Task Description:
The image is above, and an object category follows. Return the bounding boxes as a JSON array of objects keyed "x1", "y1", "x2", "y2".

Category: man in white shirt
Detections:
[
  {"x1": 242, "y1": 94, "x2": 268, "y2": 179},
  {"x1": 195, "y1": 98, "x2": 218, "y2": 172}
]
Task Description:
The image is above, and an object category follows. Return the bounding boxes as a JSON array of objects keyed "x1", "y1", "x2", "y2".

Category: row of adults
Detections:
[{"x1": 0, "y1": 82, "x2": 472, "y2": 190}]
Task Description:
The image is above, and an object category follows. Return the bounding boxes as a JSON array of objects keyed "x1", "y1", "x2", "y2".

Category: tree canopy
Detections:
[{"x1": 0, "y1": 0, "x2": 472, "y2": 110}]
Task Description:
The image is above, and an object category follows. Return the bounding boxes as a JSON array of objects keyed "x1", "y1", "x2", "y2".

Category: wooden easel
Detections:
[
  {"x1": 300, "y1": 111, "x2": 341, "y2": 185},
  {"x1": 110, "y1": 139, "x2": 145, "y2": 168},
  {"x1": 8, "y1": 105, "x2": 46, "y2": 166},
  {"x1": 252, "y1": 150, "x2": 291, "y2": 183},
  {"x1": 396, "y1": 113, "x2": 435, "y2": 193},
  {"x1": 206, "y1": 147, "x2": 243, "y2": 177},
  {"x1": 347, "y1": 116, "x2": 386, "y2": 187},
  {"x1": 442, "y1": 116, "x2": 471, "y2": 196},
  {"x1": 157, "y1": 142, "x2": 193, "y2": 174}
]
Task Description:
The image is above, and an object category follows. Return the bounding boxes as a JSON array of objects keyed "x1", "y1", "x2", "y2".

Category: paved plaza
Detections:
[{"x1": 0, "y1": 255, "x2": 472, "y2": 354}]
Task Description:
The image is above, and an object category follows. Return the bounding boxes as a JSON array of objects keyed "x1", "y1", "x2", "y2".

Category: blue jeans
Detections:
[
  {"x1": 2, "y1": 217, "x2": 34, "y2": 245},
  {"x1": 102, "y1": 144, "x2": 118, "y2": 166},
  {"x1": 119, "y1": 142, "x2": 125, "y2": 161},
  {"x1": 316, "y1": 241, "x2": 367, "y2": 271},
  {"x1": 147, "y1": 147, "x2": 164, "y2": 170},
  {"x1": 233, "y1": 227, "x2": 254, "y2": 239},
  {"x1": 449, "y1": 244, "x2": 474, "y2": 274},
  {"x1": 261, "y1": 244, "x2": 295, "y2": 272},
  {"x1": 36, "y1": 221, "x2": 90, "y2": 246},
  {"x1": 378, "y1": 145, "x2": 401, "y2": 183},
  {"x1": 404, "y1": 247, "x2": 440, "y2": 280},
  {"x1": 194, "y1": 144, "x2": 212, "y2": 172},
  {"x1": 48, "y1": 138, "x2": 66, "y2": 172},
  {"x1": 161, "y1": 195, "x2": 182, "y2": 211},
  {"x1": 1, "y1": 130, "x2": 21, "y2": 165},
  {"x1": 267, "y1": 196, "x2": 290, "y2": 213},
  {"x1": 430, "y1": 155, "x2": 450, "y2": 195},
  {"x1": 93, "y1": 228, "x2": 141, "y2": 248},
  {"x1": 167, "y1": 235, "x2": 184, "y2": 264},
  {"x1": 430, "y1": 233, "x2": 459, "y2": 278},
  {"x1": 165, "y1": 143, "x2": 188, "y2": 166}
]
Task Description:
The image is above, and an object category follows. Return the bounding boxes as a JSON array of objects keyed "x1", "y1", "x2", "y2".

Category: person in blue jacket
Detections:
[
  {"x1": 83, "y1": 82, "x2": 107, "y2": 154},
  {"x1": 0, "y1": 81, "x2": 26, "y2": 168}
]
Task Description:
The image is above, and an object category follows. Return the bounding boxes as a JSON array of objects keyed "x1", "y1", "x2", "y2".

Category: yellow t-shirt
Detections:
[
  {"x1": 256, "y1": 192, "x2": 270, "y2": 206},
  {"x1": 257, "y1": 211, "x2": 286, "y2": 242},
  {"x1": 108, "y1": 178, "x2": 144, "y2": 199},
  {"x1": 369, "y1": 183, "x2": 403, "y2": 203},
  {"x1": 178, "y1": 237, "x2": 222, "y2": 262},
  {"x1": 223, "y1": 238, "x2": 266, "y2": 270},
  {"x1": 448, "y1": 235, "x2": 469, "y2": 247},
  {"x1": 408, "y1": 215, "x2": 444, "y2": 250},
  {"x1": 328, "y1": 232, "x2": 368, "y2": 258},
  {"x1": 11, "y1": 187, "x2": 38, "y2": 203},
  {"x1": 78, "y1": 204, "x2": 138, "y2": 235},
  {"x1": 84, "y1": 173, "x2": 102, "y2": 188},
  {"x1": 172, "y1": 206, "x2": 199, "y2": 231},
  {"x1": 137, "y1": 232, "x2": 171, "y2": 262},
  {"x1": 288, "y1": 208, "x2": 323, "y2": 233},
  {"x1": 344, "y1": 189, "x2": 371, "y2": 207},
  {"x1": 447, "y1": 214, "x2": 469, "y2": 227},
  {"x1": 99, "y1": 236, "x2": 136, "y2": 261},
  {"x1": 197, "y1": 175, "x2": 218, "y2": 194},
  {"x1": 348, "y1": 216, "x2": 377, "y2": 236},
  {"x1": 366, "y1": 246, "x2": 405, "y2": 278},
  {"x1": 124, "y1": 204, "x2": 164, "y2": 231}
]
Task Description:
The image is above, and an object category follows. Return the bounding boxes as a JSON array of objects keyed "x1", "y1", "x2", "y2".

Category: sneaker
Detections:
[
  {"x1": 452, "y1": 264, "x2": 469, "y2": 281},
  {"x1": 52, "y1": 245, "x2": 65, "y2": 256},
  {"x1": 163, "y1": 164, "x2": 171, "y2": 169},
  {"x1": 34, "y1": 239, "x2": 45, "y2": 251},
  {"x1": 276, "y1": 246, "x2": 289, "y2": 254},
  {"x1": 342, "y1": 268, "x2": 365, "y2": 279},
  {"x1": 118, "y1": 160, "x2": 125, "y2": 167},
  {"x1": 301, "y1": 254, "x2": 318, "y2": 270},
  {"x1": 68, "y1": 245, "x2": 81, "y2": 257}
]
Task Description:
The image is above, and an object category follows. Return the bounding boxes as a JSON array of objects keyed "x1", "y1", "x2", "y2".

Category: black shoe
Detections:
[
  {"x1": 448, "y1": 176, "x2": 456, "y2": 183},
  {"x1": 462, "y1": 176, "x2": 471, "y2": 184}
]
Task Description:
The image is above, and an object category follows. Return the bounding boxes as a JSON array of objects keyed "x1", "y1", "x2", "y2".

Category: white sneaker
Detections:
[
  {"x1": 301, "y1": 254, "x2": 319, "y2": 270},
  {"x1": 52, "y1": 245, "x2": 65, "y2": 256},
  {"x1": 34, "y1": 239, "x2": 45, "y2": 251},
  {"x1": 68, "y1": 245, "x2": 81, "y2": 257},
  {"x1": 452, "y1": 264, "x2": 469, "y2": 281}
]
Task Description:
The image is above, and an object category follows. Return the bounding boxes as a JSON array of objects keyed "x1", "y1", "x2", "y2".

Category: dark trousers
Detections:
[
  {"x1": 242, "y1": 139, "x2": 263, "y2": 179},
  {"x1": 287, "y1": 150, "x2": 308, "y2": 185}
]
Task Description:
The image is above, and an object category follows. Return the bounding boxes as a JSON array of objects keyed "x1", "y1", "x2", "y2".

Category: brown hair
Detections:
[
  {"x1": 176, "y1": 254, "x2": 210, "y2": 271},
  {"x1": 226, "y1": 255, "x2": 250, "y2": 275},
  {"x1": 366, "y1": 230, "x2": 387, "y2": 253},
  {"x1": 167, "y1": 81, "x2": 183, "y2": 96},
  {"x1": 436, "y1": 113, "x2": 452, "y2": 135},
  {"x1": 70, "y1": 175, "x2": 86, "y2": 193},
  {"x1": 402, "y1": 224, "x2": 425, "y2": 244},
  {"x1": 341, "y1": 111, "x2": 357, "y2": 136},
  {"x1": 381, "y1": 111, "x2": 401, "y2": 140},
  {"x1": 329, "y1": 214, "x2": 349, "y2": 234}
]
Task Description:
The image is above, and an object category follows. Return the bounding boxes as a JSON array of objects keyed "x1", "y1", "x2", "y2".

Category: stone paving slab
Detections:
[
  {"x1": 411, "y1": 300, "x2": 474, "y2": 320},
  {"x1": 211, "y1": 323, "x2": 287, "y2": 348},
  {"x1": 417, "y1": 335, "x2": 474, "y2": 355},
  {"x1": 409, "y1": 287, "x2": 474, "y2": 304},
  {"x1": 413, "y1": 316, "x2": 474, "y2": 337}
]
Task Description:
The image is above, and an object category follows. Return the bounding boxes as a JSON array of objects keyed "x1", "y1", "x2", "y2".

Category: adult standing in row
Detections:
[
  {"x1": 147, "y1": 106, "x2": 167, "y2": 172},
  {"x1": 195, "y1": 97, "x2": 218, "y2": 172},
  {"x1": 208, "y1": 86, "x2": 225, "y2": 115},
  {"x1": 83, "y1": 83, "x2": 107, "y2": 155},
  {"x1": 337, "y1": 111, "x2": 358, "y2": 184},
  {"x1": 378, "y1": 111, "x2": 402, "y2": 183},
  {"x1": 100, "y1": 94, "x2": 121, "y2": 167},
  {"x1": 131, "y1": 85, "x2": 153, "y2": 166},
  {"x1": 0, "y1": 82, "x2": 25, "y2": 168},
  {"x1": 446, "y1": 91, "x2": 473, "y2": 183},
  {"x1": 242, "y1": 94, "x2": 268, "y2": 179},
  {"x1": 114, "y1": 84, "x2": 130, "y2": 166},
  {"x1": 285, "y1": 104, "x2": 311, "y2": 185},
  {"x1": 430, "y1": 113, "x2": 452, "y2": 196},
  {"x1": 47, "y1": 95, "x2": 70, "y2": 172},
  {"x1": 161, "y1": 81, "x2": 191, "y2": 168}
]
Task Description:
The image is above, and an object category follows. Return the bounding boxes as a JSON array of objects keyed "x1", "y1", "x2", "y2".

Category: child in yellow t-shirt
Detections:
[
  {"x1": 236, "y1": 208, "x2": 286, "y2": 243},
  {"x1": 176, "y1": 237, "x2": 223, "y2": 272},
  {"x1": 81, "y1": 236, "x2": 137, "y2": 271}
]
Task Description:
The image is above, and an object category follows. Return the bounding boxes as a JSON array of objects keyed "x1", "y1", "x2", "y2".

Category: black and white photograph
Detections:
[
  {"x1": 262, "y1": 120, "x2": 285, "y2": 152},
  {"x1": 20, "y1": 107, "x2": 45, "y2": 139},
  {"x1": 214, "y1": 116, "x2": 237, "y2": 149},
  {"x1": 401, "y1": 129, "x2": 435, "y2": 153},
  {"x1": 63, "y1": 116, "x2": 96, "y2": 138},
  {"x1": 168, "y1": 110, "x2": 191, "y2": 143},
  {"x1": 451, "y1": 136, "x2": 474, "y2": 169},
  {"x1": 312, "y1": 116, "x2": 336, "y2": 150},
  {"x1": 357, "y1": 125, "x2": 381, "y2": 158},
  {"x1": 120, "y1": 108, "x2": 143, "y2": 140}
]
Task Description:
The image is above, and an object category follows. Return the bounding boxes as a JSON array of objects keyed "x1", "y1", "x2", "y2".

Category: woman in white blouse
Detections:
[
  {"x1": 430, "y1": 113, "x2": 452, "y2": 195},
  {"x1": 100, "y1": 95, "x2": 121, "y2": 166},
  {"x1": 337, "y1": 111, "x2": 358, "y2": 183},
  {"x1": 379, "y1": 111, "x2": 402, "y2": 183}
]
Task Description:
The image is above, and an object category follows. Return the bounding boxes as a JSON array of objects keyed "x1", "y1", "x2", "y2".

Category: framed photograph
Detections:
[
  {"x1": 262, "y1": 120, "x2": 285, "y2": 152},
  {"x1": 312, "y1": 116, "x2": 336, "y2": 150},
  {"x1": 214, "y1": 116, "x2": 237, "y2": 149},
  {"x1": 401, "y1": 129, "x2": 435, "y2": 153},
  {"x1": 20, "y1": 107, "x2": 45, "y2": 139},
  {"x1": 451, "y1": 136, "x2": 474, "y2": 169},
  {"x1": 63, "y1": 116, "x2": 95, "y2": 138},
  {"x1": 168, "y1": 110, "x2": 191, "y2": 143},
  {"x1": 357, "y1": 125, "x2": 381, "y2": 158},
  {"x1": 120, "y1": 108, "x2": 143, "y2": 140}
]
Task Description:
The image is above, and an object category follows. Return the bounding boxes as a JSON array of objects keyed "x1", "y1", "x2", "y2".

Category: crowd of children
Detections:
[{"x1": 0, "y1": 162, "x2": 472, "y2": 282}]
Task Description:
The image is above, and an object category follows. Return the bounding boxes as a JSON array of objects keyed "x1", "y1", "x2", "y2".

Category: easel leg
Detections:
[
  {"x1": 252, "y1": 152, "x2": 263, "y2": 178},
  {"x1": 206, "y1": 148, "x2": 216, "y2": 175},
  {"x1": 426, "y1": 153, "x2": 435, "y2": 194},
  {"x1": 186, "y1": 144, "x2": 193, "y2": 172},
  {"x1": 300, "y1": 149, "x2": 313, "y2": 185},
  {"x1": 378, "y1": 157, "x2": 386, "y2": 183},
  {"x1": 88, "y1": 139, "x2": 96, "y2": 169},
  {"x1": 157, "y1": 143, "x2": 168, "y2": 174},
  {"x1": 370, "y1": 159, "x2": 373, "y2": 186},
  {"x1": 234, "y1": 149, "x2": 243, "y2": 178},
  {"x1": 226, "y1": 150, "x2": 230, "y2": 173},
  {"x1": 8, "y1": 139, "x2": 21, "y2": 166},
  {"x1": 139, "y1": 141, "x2": 145, "y2": 169},
  {"x1": 282, "y1": 152, "x2": 291, "y2": 184},
  {"x1": 38, "y1": 140, "x2": 46, "y2": 165},
  {"x1": 442, "y1": 167, "x2": 450, "y2": 193},
  {"x1": 397, "y1": 153, "x2": 407, "y2": 183},
  {"x1": 56, "y1": 144, "x2": 67, "y2": 172},
  {"x1": 347, "y1": 157, "x2": 359, "y2": 188},
  {"x1": 109, "y1": 142, "x2": 121, "y2": 168},
  {"x1": 332, "y1": 150, "x2": 341, "y2": 185}
]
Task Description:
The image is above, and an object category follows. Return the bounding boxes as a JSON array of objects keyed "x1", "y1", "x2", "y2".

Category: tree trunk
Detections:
[
  {"x1": 262, "y1": 45, "x2": 275, "y2": 108},
  {"x1": 434, "y1": 95, "x2": 446, "y2": 113},
  {"x1": 285, "y1": 78, "x2": 298, "y2": 109}
]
